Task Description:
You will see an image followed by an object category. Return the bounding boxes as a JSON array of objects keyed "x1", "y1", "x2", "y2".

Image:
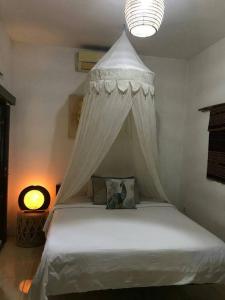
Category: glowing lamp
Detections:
[
  {"x1": 125, "y1": 0, "x2": 165, "y2": 38},
  {"x1": 18, "y1": 186, "x2": 50, "y2": 211}
]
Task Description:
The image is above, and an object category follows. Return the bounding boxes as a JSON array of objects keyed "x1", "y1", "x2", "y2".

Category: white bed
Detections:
[{"x1": 29, "y1": 201, "x2": 225, "y2": 300}]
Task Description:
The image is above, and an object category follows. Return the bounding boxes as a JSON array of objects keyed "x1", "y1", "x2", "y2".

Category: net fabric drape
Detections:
[
  {"x1": 54, "y1": 31, "x2": 168, "y2": 206},
  {"x1": 131, "y1": 94, "x2": 168, "y2": 201},
  {"x1": 56, "y1": 89, "x2": 133, "y2": 204},
  {"x1": 93, "y1": 93, "x2": 167, "y2": 202},
  {"x1": 56, "y1": 89, "x2": 168, "y2": 205}
]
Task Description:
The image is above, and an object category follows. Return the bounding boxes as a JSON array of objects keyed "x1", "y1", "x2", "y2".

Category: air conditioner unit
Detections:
[{"x1": 76, "y1": 49, "x2": 105, "y2": 72}]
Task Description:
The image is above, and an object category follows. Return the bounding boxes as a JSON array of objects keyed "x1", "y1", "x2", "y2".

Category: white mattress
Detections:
[{"x1": 29, "y1": 202, "x2": 225, "y2": 300}]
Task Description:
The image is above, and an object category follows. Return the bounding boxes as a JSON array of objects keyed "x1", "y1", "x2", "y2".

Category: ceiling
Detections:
[{"x1": 1, "y1": 0, "x2": 225, "y2": 59}]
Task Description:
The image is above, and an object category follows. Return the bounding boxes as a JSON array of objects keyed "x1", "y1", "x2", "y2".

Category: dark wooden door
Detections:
[{"x1": 0, "y1": 104, "x2": 10, "y2": 246}]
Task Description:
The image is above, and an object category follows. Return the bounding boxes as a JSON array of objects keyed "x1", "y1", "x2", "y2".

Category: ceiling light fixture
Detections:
[{"x1": 125, "y1": 0, "x2": 165, "y2": 38}]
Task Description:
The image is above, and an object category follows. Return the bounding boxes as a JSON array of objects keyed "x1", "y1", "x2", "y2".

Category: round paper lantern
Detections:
[
  {"x1": 18, "y1": 185, "x2": 50, "y2": 211},
  {"x1": 125, "y1": 0, "x2": 165, "y2": 38}
]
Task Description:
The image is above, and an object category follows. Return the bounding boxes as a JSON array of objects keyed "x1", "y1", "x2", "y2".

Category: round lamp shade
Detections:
[
  {"x1": 125, "y1": 0, "x2": 165, "y2": 38},
  {"x1": 18, "y1": 186, "x2": 50, "y2": 211}
]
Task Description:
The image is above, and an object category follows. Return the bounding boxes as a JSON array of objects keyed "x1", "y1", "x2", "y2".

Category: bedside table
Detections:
[{"x1": 16, "y1": 210, "x2": 48, "y2": 248}]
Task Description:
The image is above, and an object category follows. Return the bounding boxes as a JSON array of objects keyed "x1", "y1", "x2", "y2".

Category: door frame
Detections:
[
  {"x1": 0, "y1": 104, "x2": 10, "y2": 244},
  {"x1": 0, "y1": 84, "x2": 15, "y2": 247}
]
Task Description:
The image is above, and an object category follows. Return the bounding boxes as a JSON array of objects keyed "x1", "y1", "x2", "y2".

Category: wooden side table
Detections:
[{"x1": 16, "y1": 210, "x2": 48, "y2": 248}]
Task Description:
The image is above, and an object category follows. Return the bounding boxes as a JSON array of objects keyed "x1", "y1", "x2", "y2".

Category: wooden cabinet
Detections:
[{"x1": 0, "y1": 84, "x2": 15, "y2": 247}]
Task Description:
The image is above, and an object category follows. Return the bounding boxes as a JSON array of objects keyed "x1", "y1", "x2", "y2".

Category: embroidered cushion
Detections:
[
  {"x1": 106, "y1": 178, "x2": 136, "y2": 209},
  {"x1": 91, "y1": 176, "x2": 140, "y2": 205}
]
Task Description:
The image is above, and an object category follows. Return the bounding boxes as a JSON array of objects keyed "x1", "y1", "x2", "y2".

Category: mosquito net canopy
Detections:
[{"x1": 56, "y1": 31, "x2": 168, "y2": 205}]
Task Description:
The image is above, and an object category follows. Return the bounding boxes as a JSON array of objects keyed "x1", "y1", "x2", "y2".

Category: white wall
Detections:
[
  {"x1": 0, "y1": 21, "x2": 12, "y2": 89},
  {"x1": 8, "y1": 43, "x2": 86, "y2": 233},
  {"x1": 182, "y1": 37, "x2": 225, "y2": 241},
  {"x1": 8, "y1": 42, "x2": 187, "y2": 234},
  {"x1": 143, "y1": 56, "x2": 188, "y2": 209}
]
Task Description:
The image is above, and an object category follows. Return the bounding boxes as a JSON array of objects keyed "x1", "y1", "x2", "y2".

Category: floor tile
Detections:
[{"x1": 0, "y1": 237, "x2": 43, "y2": 300}]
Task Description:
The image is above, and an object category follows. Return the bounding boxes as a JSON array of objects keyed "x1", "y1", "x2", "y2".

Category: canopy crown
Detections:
[
  {"x1": 93, "y1": 31, "x2": 153, "y2": 74},
  {"x1": 89, "y1": 32, "x2": 155, "y2": 96}
]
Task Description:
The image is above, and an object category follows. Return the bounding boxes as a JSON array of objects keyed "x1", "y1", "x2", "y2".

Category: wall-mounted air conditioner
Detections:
[{"x1": 76, "y1": 49, "x2": 105, "y2": 73}]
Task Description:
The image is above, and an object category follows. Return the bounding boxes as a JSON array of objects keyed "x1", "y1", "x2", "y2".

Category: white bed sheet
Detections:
[{"x1": 29, "y1": 202, "x2": 225, "y2": 300}]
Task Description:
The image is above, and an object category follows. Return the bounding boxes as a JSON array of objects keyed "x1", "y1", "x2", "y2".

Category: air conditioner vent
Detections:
[{"x1": 76, "y1": 49, "x2": 105, "y2": 72}]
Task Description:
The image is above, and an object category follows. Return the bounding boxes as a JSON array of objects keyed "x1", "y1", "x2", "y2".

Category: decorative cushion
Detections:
[
  {"x1": 106, "y1": 178, "x2": 136, "y2": 209},
  {"x1": 91, "y1": 176, "x2": 107, "y2": 205},
  {"x1": 91, "y1": 176, "x2": 140, "y2": 205}
]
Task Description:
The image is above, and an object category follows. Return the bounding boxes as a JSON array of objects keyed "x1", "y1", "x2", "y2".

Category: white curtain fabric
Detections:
[
  {"x1": 55, "y1": 31, "x2": 168, "y2": 205},
  {"x1": 131, "y1": 95, "x2": 168, "y2": 201},
  {"x1": 94, "y1": 93, "x2": 167, "y2": 202},
  {"x1": 56, "y1": 86, "x2": 168, "y2": 205},
  {"x1": 56, "y1": 89, "x2": 133, "y2": 204}
]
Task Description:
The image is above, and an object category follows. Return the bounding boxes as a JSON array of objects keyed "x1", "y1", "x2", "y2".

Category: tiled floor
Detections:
[
  {"x1": 0, "y1": 237, "x2": 43, "y2": 300},
  {"x1": 1, "y1": 237, "x2": 225, "y2": 300}
]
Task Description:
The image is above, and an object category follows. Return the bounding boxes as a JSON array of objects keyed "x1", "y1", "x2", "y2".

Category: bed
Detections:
[{"x1": 29, "y1": 201, "x2": 225, "y2": 300}]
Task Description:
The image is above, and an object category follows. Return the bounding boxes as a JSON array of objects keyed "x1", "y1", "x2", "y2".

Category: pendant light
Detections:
[{"x1": 125, "y1": 0, "x2": 165, "y2": 38}]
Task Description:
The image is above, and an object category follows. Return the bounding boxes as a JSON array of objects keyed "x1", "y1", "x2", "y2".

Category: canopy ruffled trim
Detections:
[
  {"x1": 88, "y1": 68, "x2": 155, "y2": 96},
  {"x1": 89, "y1": 80, "x2": 155, "y2": 96},
  {"x1": 90, "y1": 69, "x2": 154, "y2": 84}
]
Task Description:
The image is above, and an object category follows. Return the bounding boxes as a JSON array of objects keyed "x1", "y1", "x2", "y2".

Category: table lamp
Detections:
[{"x1": 18, "y1": 185, "x2": 50, "y2": 211}]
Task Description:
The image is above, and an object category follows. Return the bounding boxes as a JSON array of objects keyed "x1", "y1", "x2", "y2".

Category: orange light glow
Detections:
[
  {"x1": 24, "y1": 190, "x2": 44, "y2": 210},
  {"x1": 19, "y1": 279, "x2": 32, "y2": 294}
]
